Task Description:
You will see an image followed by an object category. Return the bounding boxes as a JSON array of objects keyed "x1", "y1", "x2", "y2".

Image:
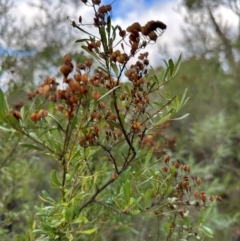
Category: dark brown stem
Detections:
[
  {"x1": 141, "y1": 96, "x2": 176, "y2": 126},
  {"x1": 98, "y1": 143, "x2": 119, "y2": 174}
]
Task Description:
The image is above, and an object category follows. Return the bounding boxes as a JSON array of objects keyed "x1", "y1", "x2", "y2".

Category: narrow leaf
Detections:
[
  {"x1": 107, "y1": 120, "x2": 120, "y2": 129},
  {"x1": 50, "y1": 170, "x2": 61, "y2": 187},
  {"x1": 123, "y1": 180, "x2": 130, "y2": 201},
  {"x1": 77, "y1": 227, "x2": 97, "y2": 234},
  {"x1": 173, "y1": 53, "x2": 182, "y2": 76},
  {"x1": 99, "y1": 26, "x2": 108, "y2": 52},
  {"x1": 172, "y1": 113, "x2": 190, "y2": 121},
  {"x1": 155, "y1": 114, "x2": 171, "y2": 125},
  {"x1": 97, "y1": 85, "x2": 120, "y2": 101},
  {"x1": 82, "y1": 45, "x2": 100, "y2": 60},
  {"x1": 0, "y1": 89, "x2": 9, "y2": 117},
  {"x1": 111, "y1": 62, "x2": 119, "y2": 76},
  {"x1": 168, "y1": 59, "x2": 174, "y2": 76},
  {"x1": 200, "y1": 226, "x2": 214, "y2": 238},
  {"x1": 75, "y1": 38, "x2": 90, "y2": 43}
]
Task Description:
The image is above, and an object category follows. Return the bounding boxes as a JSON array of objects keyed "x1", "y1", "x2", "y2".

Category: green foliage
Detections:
[
  {"x1": 0, "y1": 1, "x2": 225, "y2": 241},
  {"x1": 162, "y1": 1, "x2": 240, "y2": 240}
]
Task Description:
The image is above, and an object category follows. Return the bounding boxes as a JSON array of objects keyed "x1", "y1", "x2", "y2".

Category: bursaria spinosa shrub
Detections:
[{"x1": 0, "y1": 0, "x2": 221, "y2": 240}]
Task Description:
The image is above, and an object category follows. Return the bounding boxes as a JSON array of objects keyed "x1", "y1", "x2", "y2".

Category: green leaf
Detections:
[
  {"x1": 50, "y1": 170, "x2": 61, "y2": 188},
  {"x1": 0, "y1": 125, "x2": 15, "y2": 132},
  {"x1": 162, "y1": 59, "x2": 168, "y2": 68},
  {"x1": 75, "y1": 38, "x2": 90, "y2": 43},
  {"x1": 111, "y1": 25, "x2": 118, "y2": 42},
  {"x1": 131, "y1": 209, "x2": 141, "y2": 215},
  {"x1": 97, "y1": 66, "x2": 111, "y2": 75},
  {"x1": 173, "y1": 53, "x2": 182, "y2": 76},
  {"x1": 149, "y1": 168, "x2": 157, "y2": 179},
  {"x1": 82, "y1": 45, "x2": 100, "y2": 61},
  {"x1": 144, "y1": 188, "x2": 152, "y2": 205},
  {"x1": 106, "y1": 16, "x2": 111, "y2": 37},
  {"x1": 155, "y1": 113, "x2": 171, "y2": 126},
  {"x1": 77, "y1": 227, "x2": 97, "y2": 234},
  {"x1": 123, "y1": 180, "x2": 130, "y2": 201},
  {"x1": 99, "y1": 26, "x2": 108, "y2": 53},
  {"x1": 73, "y1": 24, "x2": 94, "y2": 36},
  {"x1": 145, "y1": 148, "x2": 153, "y2": 166},
  {"x1": 124, "y1": 84, "x2": 130, "y2": 94},
  {"x1": 172, "y1": 113, "x2": 190, "y2": 120},
  {"x1": 97, "y1": 85, "x2": 120, "y2": 101},
  {"x1": 20, "y1": 143, "x2": 43, "y2": 151},
  {"x1": 163, "y1": 67, "x2": 170, "y2": 82},
  {"x1": 5, "y1": 114, "x2": 22, "y2": 131},
  {"x1": 168, "y1": 59, "x2": 174, "y2": 76},
  {"x1": 40, "y1": 190, "x2": 56, "y2": 204},
  {"x1": 119, "y1": 113, "x2": 125, "y2": 128},
  {"x1": 0, "y1": 88, "x2": 9, "y2": 117},
  {"x1": 130, "y1": 197, "x2": 144, "y2": 211},
  {"x1": 180, "y1": 88, "x2": 189, "y2": 107},
  {"x1": 111, "y1": 62, "x2": 119, "y2": 76},
  {"x1": 199, "y1": 225, "x2": 214, "y2": 238},
  {"x1": 72, "y1": 215, "x2": 88, "y2": 224},
  {"x1": 47, "y1": 113, "x2": 64, "y2": 132},
  {"x1": 107, "y1": 120, "x2": 120, "y2": 130}
]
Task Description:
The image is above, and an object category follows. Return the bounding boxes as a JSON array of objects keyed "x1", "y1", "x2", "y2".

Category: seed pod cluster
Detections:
[{"x1": 30, "y1": 109, "x2": 48, "y2": 123}]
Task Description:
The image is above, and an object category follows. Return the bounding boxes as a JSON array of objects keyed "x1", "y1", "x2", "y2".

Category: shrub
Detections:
[{"x1": 0, "y1": 1, "x2": 221, "y2": 240}]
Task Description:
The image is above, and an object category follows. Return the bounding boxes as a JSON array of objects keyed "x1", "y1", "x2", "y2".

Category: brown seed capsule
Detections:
[
  {"x1": 9, "y1": 109, "x2": 22, "y2": 120},
  {"x1": 60, "y1": 64, "x2": 73, "y2": 78},
  {"x1": 38, "y1": 84, "x2": 50, "y2": 96},
  {"x1": 64, "y1": 54, "x2": 72, "y2": 64},
  {"x1": 79, "y1": 16, "x2": 82, "y2": 23},
  {"x1": 82, "y1": 73, "x2": 88, "y2": 83},
  {"x1": 91, "y1": 91, "x2": 101, "y2": 100},
  {"x1": 209, "y1": 195, "x2": 216, "y2": 202},
  {"x1": 162, "y1": 166, "x2": 168, "y2": 172},
  {"x1": 85, "y1": 59, "x2": 93, "y2": 68},
  {"x1": 112, "y1": 172, "x2": 119, "y2": 180},
  {"x1": 74, "y1": 74, "x2": 82, "y2": 82},
  {"x1": 55, "y1": 105, "x2": 64, "y2": 112},
  {"x1": 148, "y1": 31, "x2": 158, "y2": 42},
  {"x1": 30, "y1": 112, "x2": 38, "y2": 123},
  {"x1": 48, "y1": 94, "x2": 57, "y2": 102},
  {"x1": 216, "y1": 196, "x2": 222, "y2": 202},
  {"x1": 99, "y1": 102, "x2": 105, "y2": 109},
  {"x1": 78, "y1": 85, "x2": 85, "y2": 94},
  {"x1": 126, "y1": 22, "x2": 141, "y2": 33},
  {"x1": 196, "y1": 178, "x2": 202, "y2": 185}
]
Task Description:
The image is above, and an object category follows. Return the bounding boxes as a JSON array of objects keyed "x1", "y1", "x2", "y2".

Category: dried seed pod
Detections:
[
  {"x1": 38, "y1": 84, "x2": 50, "y2": 96},
  {"x1": 60, "y1": 64, "x2": 73, "y2": 78},
  {"x1": 112, "y1": 172, "x2": 119, "y2": 180},
  {"x1": 64, "y1": 54, "x2": 72, "y2": 64},
  {"x1": 148, "y1": 31, "x2": 158, "y2": 41},
  {"x1": 79, "y1": 16, "x2": 82, "y2": 23},
  {"x1": 85, "y1": 59, "x2": 93, "y2": 68},
  {"x1": 92, "y1": 0, "x2": 101, "y2": 5},
  {"x1": 91, "y1": 91, "x2": 101, "y2": 100},
  {"x1": 74, "y1": 74, "x2": 82, "y2": 82},
  {"x1": 48, "y1": 94, "x2": 57, "y2": 102},
  {"x1": 9, "y1": 109, "x2": 22, "y2": 120},
  {"x1": 126, "y1": 22, "x2": 141, "y2": 33},
  {"x1": 55, "y1": 105, "x2": 64, "y2": 112},
  {"x1": 82, "y1": 73, "x2": 88, "y2": 82},
  {"x1": 30, "y1": 112, "x2": 38, "y2": 123},
  {"x1": 124, "y1": 68, "x2": 137, "y2": 78}
]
